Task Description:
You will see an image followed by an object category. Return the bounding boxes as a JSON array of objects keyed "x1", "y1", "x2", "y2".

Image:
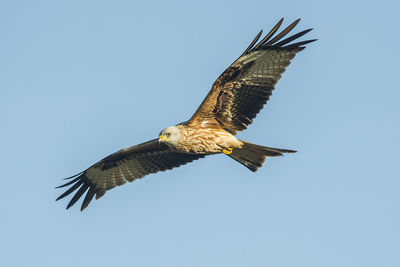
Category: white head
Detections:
[{"x1": 159, "y1": 125, "x2": 182, "y2": 146}]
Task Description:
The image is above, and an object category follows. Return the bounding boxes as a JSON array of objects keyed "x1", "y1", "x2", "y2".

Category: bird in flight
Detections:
[{"x1": 56, "y1": 18, "x2": 316, "y2": 211}]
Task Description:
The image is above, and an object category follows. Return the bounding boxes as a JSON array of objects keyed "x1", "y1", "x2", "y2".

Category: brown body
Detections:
[{"x1": 171, "y1": 124, "x2": 243, "y2": 154}]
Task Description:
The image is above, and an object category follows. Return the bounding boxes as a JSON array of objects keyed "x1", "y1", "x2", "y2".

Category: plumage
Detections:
[
  {"x1": 188, "y1": 18, "x2": 316, "y2": 134},
  {"x1": 56, "y1": 18, "x2": 315, "y2": 210},
  {"x1": 57, "y1": 140, "x2": 205, "y2": 210}
]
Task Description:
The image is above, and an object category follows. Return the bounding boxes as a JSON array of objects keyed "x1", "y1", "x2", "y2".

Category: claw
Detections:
[{"x1": 222, "y1": 148, "x2": 233, "y2": 155}]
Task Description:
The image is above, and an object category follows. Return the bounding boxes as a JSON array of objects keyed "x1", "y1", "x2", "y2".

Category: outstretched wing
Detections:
[
  {"x1": 56, "y1": 139, "x2": 205, "y2": 211},
  {"x1": 188, "y1": 18, "x2": 316, "y2": 134}
]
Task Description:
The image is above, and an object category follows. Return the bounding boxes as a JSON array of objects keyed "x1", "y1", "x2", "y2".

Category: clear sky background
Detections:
[{"x1": 1, "y1": 1, "x2": 399, "y2": 266}]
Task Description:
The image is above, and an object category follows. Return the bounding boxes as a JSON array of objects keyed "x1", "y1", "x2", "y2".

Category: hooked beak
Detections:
[{"x1": 159, "y1": 135, "x2": 167, "y2": 142}]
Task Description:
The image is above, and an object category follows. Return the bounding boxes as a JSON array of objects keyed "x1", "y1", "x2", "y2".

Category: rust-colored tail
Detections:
[{"x1": 228, "y1": 141, "x2": 296, "y2": 172}]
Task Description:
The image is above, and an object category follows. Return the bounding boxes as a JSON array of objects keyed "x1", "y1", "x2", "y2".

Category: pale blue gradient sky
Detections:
[{"x1": 1, "y1": 1, "x2": 399, "y2": 267}]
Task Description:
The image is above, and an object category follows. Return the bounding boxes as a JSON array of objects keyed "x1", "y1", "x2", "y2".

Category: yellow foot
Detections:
[{"x1": 222, "y1": 148, "x2": 233, "y2": 155}]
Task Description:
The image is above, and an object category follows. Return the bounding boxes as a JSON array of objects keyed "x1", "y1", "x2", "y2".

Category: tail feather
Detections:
[{"x1": 228, "y1": 141, "x2": 296, "y2": 172}]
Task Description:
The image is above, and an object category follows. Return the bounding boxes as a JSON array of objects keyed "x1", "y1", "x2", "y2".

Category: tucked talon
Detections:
[{"x1": 222, "y1": 148, "x2": 233, "y2": 155}]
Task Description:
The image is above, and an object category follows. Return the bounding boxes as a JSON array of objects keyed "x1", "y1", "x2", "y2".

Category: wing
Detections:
[
  {"x1": 56, "y1": 139, "x2": 205, "y2": 211},
  {"x1": 188, "y1": 18, "x2": 316, "y2": 134}
]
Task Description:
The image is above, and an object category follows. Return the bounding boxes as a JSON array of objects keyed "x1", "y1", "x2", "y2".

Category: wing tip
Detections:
[
  {"x1": 62, "y1": 171, "x2": 85, "y2": 180},
  {"x1": 243, "y1": 18, "x2": 315, "y2": 54},
  {"x1": 56, "y1": 171, "x2": 98, "y2": 211},
  {"x1": 280, "y1": 149, "x2": 298, "y2": 155}
]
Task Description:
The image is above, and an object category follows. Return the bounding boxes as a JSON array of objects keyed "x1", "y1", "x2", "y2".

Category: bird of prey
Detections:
[{"x1": 56, "y1": 18, "x2": 316, "y2": 211}]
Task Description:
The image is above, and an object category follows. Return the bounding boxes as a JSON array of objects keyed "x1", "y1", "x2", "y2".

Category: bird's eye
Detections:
[{"x1": 166, "y1": 133, "x2": 171, "y2": 137}]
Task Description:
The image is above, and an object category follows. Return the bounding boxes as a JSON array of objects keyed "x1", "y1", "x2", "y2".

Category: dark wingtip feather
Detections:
[
  {"x1": 263, "y1": 18, "x2": 301, "y2": 47},
  {"x1": 277, "y1": 148, "x2": 297, "y2": 154},
  {"x1": 284, "y1": 39, "x2": 317, "y2": 50},
  {"x1": 283, "y1": 150, "x2": 297, "y2": 154},
  {"x1": 66, "y1": 184, "x2": 89, "y2": 209},
  {"x1": 274, "y1": 28, "x2": 313, "y2": 47},
  {"x1": 56, "y1": 172, "x2": 98, "y2": 210},
  {"x1": 55, "y1": 177, "x2": 80, "y2": 189},
  {"x1": 95, "y1": 190, "x2": 106, "y2": 200},
  {"x1": 243, "y1": 18, "x2": 315, "y2": 53},
  {"x1": 62, "y1": 171, "x2": 84, "y2": 180},
  {"x1": 240, "y1": 30, "x2": 263, "y2": 57},
  {"x1": 80, "y1": 187, "x2": 96, "y2": 211},
  {"x1": 252, "y1": 18, "x2": 284, "y2": 51},
  {"x1": 56, "y1": 179, "x2": 83, "y2": 201}
]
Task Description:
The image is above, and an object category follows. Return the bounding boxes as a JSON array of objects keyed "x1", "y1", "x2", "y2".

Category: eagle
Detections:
[{"x1": 56, "y1": 18, "x2": 316, "y2": 211}]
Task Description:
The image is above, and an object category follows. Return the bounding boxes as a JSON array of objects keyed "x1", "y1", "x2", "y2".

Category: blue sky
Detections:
[{"x1": 1, "y1": 1, "x2": 399, "y2": 266}]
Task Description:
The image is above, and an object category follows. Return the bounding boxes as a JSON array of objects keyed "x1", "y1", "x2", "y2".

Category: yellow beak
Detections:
[{"x1": 159, "y1": 135, "x2": 167, "y2": 142}]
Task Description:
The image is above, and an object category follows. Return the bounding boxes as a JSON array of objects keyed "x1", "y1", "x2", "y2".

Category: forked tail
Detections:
[{"x1": 228, "y1": 141, "x2": 296, "y2": 172}]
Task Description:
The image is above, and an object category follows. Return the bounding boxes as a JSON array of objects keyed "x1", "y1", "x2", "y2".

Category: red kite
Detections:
[{"x1": 56, "y1": 18, "x2": 316, "y2": 211}]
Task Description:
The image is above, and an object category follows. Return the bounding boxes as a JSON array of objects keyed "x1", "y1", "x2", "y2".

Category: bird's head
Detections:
[{"x1": 159, "y1": 125, "x2": 181, "y2": 145}]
